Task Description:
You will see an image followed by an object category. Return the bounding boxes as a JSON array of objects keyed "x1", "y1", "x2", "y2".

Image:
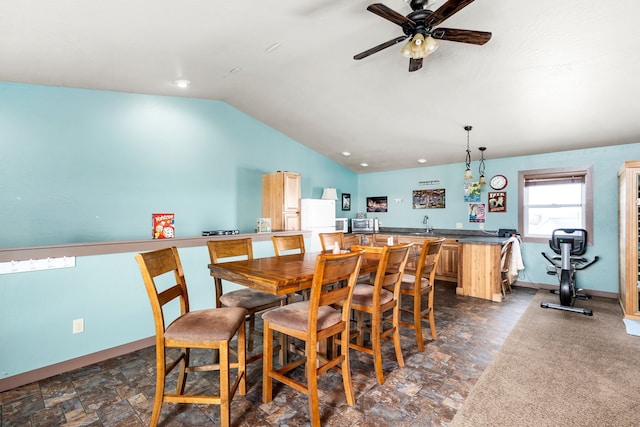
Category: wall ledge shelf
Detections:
[{"x1": 0, "y1": 231, "x2": 310, "y2": 263}]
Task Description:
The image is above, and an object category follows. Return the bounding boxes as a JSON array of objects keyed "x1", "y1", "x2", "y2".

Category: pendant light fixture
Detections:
[
  {"x1": 463, "y1": 125, "x2": 473, "y2": 180},
  {"x1": 478, "y1": 146, "x2": 487, "y2": 185}
]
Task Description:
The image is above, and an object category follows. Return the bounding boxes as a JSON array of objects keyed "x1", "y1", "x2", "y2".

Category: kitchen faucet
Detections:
[{"x1": 423, "y1": 215, "x2": 431, "y2": 232}]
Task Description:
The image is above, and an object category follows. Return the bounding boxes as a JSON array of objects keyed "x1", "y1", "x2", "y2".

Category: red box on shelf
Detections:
[{"x1": 152, "y1": 213, "x2": 175, "y2": 239}]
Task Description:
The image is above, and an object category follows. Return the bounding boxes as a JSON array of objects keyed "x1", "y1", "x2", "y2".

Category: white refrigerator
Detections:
[{"x1": 300, "y1": 198, "x2": 336, "y2": 252}]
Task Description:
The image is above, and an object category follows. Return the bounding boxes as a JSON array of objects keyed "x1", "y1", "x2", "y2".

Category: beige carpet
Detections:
[{"x1": 451, "y1": 290, "x2": 640, "y2": 427}]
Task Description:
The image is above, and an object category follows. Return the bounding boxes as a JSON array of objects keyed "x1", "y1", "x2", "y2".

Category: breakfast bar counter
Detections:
[{"x1": 456, "y1": 236, "x2": 510, "y2": 302}]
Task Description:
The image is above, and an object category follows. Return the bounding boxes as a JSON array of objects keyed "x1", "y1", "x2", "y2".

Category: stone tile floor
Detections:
[{"x1": 0, "y1": 283, "x2": 536, "y2": 426}]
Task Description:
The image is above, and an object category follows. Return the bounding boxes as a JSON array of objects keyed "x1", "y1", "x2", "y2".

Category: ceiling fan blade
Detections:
[
  {"x1": 367, "y1": 3, "x2": 416, "y2": 28},
  {"x1": 409, "y1": 58, "x2": 423, "y2": 72},
  {"x1": 426, "y1": 0, "x2": 475, "y2": 27},
  {"x1": 432, "y1": 28, "x2": 492, "y2": 45},
  {"x1": 354, "y1": 35, "x2": 408, "y2": 60}
]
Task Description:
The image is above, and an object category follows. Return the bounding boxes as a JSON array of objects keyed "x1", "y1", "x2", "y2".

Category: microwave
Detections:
[
  {"x1": 351, "y1": 218, "x2": 379, "y2": 233},
  {"x1": 335, "y1": 218, "x2": 349, "y2": 233}
]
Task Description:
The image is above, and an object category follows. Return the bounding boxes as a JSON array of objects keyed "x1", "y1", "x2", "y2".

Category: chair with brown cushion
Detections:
[
  {"x1": 318, "y1": 231, "x2": 346, "y2": 251},
  {"x1": 500, "y1": 239, "x2": 514, "y2": 296},
  {"x1": 207, "y1": 238, "x2": 286, "y2": 363},
  {"x1": 135, "y1": 247, "x2": 246, "y2": 427},
  {"x1": 271, "y1": 234, "x2": 306, "y2": 256},
  {"x1": 262, "y1": 250, "x2": 364, "y2": 427},
  {"x1": 393, "y1": 238, "x2": 444, "y2": 352},
  {"x1": 347, "y1": 243, "x2": 412, "y2": 384}
]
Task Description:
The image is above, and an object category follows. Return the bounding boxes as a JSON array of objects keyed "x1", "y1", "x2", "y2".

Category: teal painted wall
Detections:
[
  {"x1": 356, "y1": 144, "x2": 640, "y2": 294},
  {"x1": 0, "y1": 82, "x2": 357, "y2": 379},
  {"x1": 1, "y1": 81, "x2": 638, "y2": 380}
]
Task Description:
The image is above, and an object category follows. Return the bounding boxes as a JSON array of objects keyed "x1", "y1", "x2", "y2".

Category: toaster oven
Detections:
[{"x1": 351, "y1": 218, "x2": 379, "y2": 233}]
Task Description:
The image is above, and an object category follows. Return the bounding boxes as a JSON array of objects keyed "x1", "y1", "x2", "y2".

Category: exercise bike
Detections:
[{"x1": 540, "y1": 228, "x2": 599, "y2": 316}]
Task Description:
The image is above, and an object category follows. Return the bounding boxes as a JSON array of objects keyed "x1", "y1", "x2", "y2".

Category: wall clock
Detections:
[{"x1": 490, "y1": 174, "x2": 508, "y2": 190}]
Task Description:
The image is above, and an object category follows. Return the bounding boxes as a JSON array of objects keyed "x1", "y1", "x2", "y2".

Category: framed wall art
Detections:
[
  {"x1": 412, "y1": 189, "x2": 446, "y2": 209},
  {"x1": 341, "y1": 193, "x2": 351, "y2": 211},
  {"x1": 366, "y1": 196, "x2": 388, "y2": 212},
  {"x1": 488, "y1": 191, "x2": 507, "y2": 213}
]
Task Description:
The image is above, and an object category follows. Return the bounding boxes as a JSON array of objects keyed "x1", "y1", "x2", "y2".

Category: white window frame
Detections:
[{"x1": 518, "y1": 166, "x2": 593, "y2": 245}]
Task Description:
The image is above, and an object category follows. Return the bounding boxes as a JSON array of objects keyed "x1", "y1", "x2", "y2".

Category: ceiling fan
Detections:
[{"x1": 354, "y1": 0, "x2": 492, "y2": 72}]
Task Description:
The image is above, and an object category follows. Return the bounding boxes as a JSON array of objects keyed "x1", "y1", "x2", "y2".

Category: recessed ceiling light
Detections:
[
  {"x1": 342, "y1": 151, "x2": 351, "y2": 157},
  {"x1": 174, "y1": 79, "x2": 190, "y2": 88},
  {"x1": 417, "y1": 158, "x2": 427, "y2": 164},
  {"x1": 360, "y1": 162, "x2": 369, "y2": 167}
]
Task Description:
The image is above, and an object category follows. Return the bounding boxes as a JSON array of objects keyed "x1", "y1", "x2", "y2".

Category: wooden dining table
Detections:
[{"x1": 208, "y1": 251, "x2": 379, "y2": 297}]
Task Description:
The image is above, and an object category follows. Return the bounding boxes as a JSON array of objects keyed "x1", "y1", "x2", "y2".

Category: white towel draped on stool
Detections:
[{"x1": 501, "y1": 236, "x2": 525, "y2": 284}]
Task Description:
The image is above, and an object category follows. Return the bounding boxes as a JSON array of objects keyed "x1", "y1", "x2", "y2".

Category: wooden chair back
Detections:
[
  {"x1": 272, "y1": 234, "x2": 306, "y2": 256},
  {"x1": 136, "y1": 247, "x2": 190, "y2": 335},
  {"x1": 207, "y1": 238, "x2": 253, "y2": 307},
  {"x1": 416, "y1": 238, "x2": 445, "y2": 284},
  {"x1": 318, "y1": 231, "x2": 346, "y2": 251}
]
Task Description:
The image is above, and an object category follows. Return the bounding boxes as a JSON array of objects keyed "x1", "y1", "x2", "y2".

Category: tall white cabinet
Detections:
[{"x1": 618, "y1": 160, "x2": 640, "y2": 320}]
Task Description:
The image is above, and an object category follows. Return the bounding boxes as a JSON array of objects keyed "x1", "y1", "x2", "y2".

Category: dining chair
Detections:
[
  {"x1": 318, "y1": 231, "x2": 346, "y2": 251},
  {"x1": 347, "y1": 243, "x2": 412, "y2": 384},
  {"x1": 500, "y1": 239, "x2": 515, "y2": 296},
  {"x1": 271, "y1": 234, "x2": 306, "y2": 256},
  {"x1": 207, "y1": 238, "x2": 286, "y2": 364},
  {"x1": 392, "y1": 238, "x2": 444, "y2": 352},
  {"x1": 261, "y1": 250, "x2": 364, "y2": 427},
  {"x1": 135, "y1": 247, "x2": 246, "y2": 427},
  {"x1": 272, "y1": 234, "x2": 308, "y2": 300}
]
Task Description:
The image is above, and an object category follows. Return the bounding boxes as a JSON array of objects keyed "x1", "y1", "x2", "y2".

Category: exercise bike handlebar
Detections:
[{"x1": 541, "y1": 252, "x2": 599, "y2": 270}]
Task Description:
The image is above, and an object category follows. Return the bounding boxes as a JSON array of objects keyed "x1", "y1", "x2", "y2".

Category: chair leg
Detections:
[
  {"x1": 392, "y1": 305, "x2": 404, "y2": 369},
  {"x1": 371, "y1": 314, "x2": 385, "y2": 384},
  {"x1": 220, "y1": 341, "x2": 231, "y2": 427},
  {"x1": 237, "y1": 319, "x2": 247, "y2": 396},
  {"x1": 306, "y1": 345, "x2": 321, "y2": 427},
  {"x1": 262, "y1": 320, "x2": 274, "y2": 403},
  {"x1": 247, "y1": 314, "x2": 255, "y2": 352},
  {"x1": 176, "y1": 348, "x2": 189, "y2": 395},
  {"x1": 413, "y1": 294, "x2": 425, "y2": 352},
  {"x1": 151, "y1": 347, "x2": 166, "y2": 427},
  {"x1": 341, "y1": 330, "x2": 355, "y2": 406}
]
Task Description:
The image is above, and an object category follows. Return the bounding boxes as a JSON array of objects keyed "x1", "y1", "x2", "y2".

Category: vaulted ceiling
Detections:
[{"x1": 2, "y1": 0, "x2": 639, "y2": 172}]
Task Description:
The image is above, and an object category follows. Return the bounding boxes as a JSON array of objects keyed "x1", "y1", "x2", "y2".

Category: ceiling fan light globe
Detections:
[
  {"x1": 401, "y1": 40, "x2": 413, "y2": 58},
  {"x1": 425, "y1": 36, "x2": 439, "y2": 53},
  {"x1": 410, "y1": 33, "x2": 425, "y2": 50}
]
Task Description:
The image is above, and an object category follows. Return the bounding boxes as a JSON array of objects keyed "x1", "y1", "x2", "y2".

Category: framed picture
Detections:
[
  {"x1": 366, "y1": 196, "x2": 388, "y2": 213},
  {"x1": 413, "y1": 189, "x2": 446, "y2": 209},
  {"x1": 488, "y1": 191, "x2": 507, "y2": 213},
  {"x1": 469, "y1": 203, "x2": 486, "y2": 223},
  {"x1": 341, "y1": 193, "x2": 351, "y2": 211}
]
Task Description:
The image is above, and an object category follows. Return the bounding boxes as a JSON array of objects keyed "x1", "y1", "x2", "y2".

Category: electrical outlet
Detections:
[
  {"x1": 456, "y1": 223, "x2": 463, "y2": 229},
  {"x1": 479, "y1": 223, "x2": 484, "y2": 230},
  {"x1": 73, "y1": 318, "x2": 84, "y2": 334}
]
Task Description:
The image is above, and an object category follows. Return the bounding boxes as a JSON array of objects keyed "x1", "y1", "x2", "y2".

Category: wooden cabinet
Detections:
[
  {"x1": 618, "y1": 160, "x2": 640, "y2": 320},
  {"x1": 436, "y1": 239, "x2": 459, "y2": 282},
  {"x1": 262, "y1": 172, "x2": 301, "y2": 231}
]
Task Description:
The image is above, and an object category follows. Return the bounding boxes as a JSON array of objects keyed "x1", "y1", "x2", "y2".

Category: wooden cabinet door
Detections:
[
  {"x1": 283, "y1": 172, "x2": 300, "y2": 213},
  {"x1": 283, "y1": 212, "x2": 301, "y2": 231}
]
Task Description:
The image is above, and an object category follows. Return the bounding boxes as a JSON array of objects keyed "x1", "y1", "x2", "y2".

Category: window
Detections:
[{"x1": 518, "y1": 167, "x2": 593, "y2": 244}]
